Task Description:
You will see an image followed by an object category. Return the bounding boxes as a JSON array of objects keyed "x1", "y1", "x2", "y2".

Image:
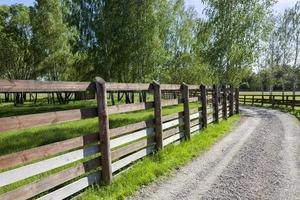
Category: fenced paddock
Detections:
[
  {"x1": 239, "y1": 93, "x2": 300, "y2": 110},
  {"x1": 0, "y1": 79, "x2": 239, "y2": 200}
]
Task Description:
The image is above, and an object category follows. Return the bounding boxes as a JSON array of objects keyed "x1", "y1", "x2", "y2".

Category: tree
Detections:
[
  {"x1": 201, "y1": 0, "x2": 275, "y2": 87},
  {"x1": 0, "y1": 4, "x2": 35, "y2": 79},
  {"x1": 31, "y1": 0, "x2": 75, "y2": 80}
]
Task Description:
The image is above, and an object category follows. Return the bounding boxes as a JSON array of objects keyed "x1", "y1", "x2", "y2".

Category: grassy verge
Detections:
[{"x1": 79, "y1": 115, "x2": 240, "y2": 200}]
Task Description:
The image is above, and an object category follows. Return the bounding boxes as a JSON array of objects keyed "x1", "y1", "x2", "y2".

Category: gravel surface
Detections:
[{"x1": 127, "y1": 107, "x2": 300, "y2": 200}]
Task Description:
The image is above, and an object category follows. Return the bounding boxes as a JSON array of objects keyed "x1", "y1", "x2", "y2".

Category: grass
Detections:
[
  {"x1": 0, "y1": 102, "x2": 200, "y2": 156},
  {"x1": 240, "y1": 91, "x2": 300, "y2": 96},
  {"x1": 240, "y1": 91, "x2": 300, "y2": 120},
  {"x1": 79, "y1": 115, "x2": 240, "y2": 200}
]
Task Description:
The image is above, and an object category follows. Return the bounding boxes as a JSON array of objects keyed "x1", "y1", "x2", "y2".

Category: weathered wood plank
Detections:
[
  {"x1": 38, "y1": 172, "x2": 100, "y2": 200},
  {"x1": 190, "y1": 124, "x2": 202, "y2": 133},
  {"x1": 160, "y1": 84, "x2": 181, "y2": 91},
  {"x1": 0, "y1": 80, "x2": 94, "y2": 92},
  {"x1": 111, "y1": 137, "x2": 155, "y2": 161},
  {"x1": 0, "y1": 133, "x2": 98, "y2": 170},
  {"x1": 0, "y1": 145, "x2": 100, "y2": 187},
  {"x1": 110, "y1": 119, "x2": 154, "y2": 138},
  {"x1": 163, "y1": 126, "x2": 181, "y2": 139},
  {"x1": 0, "y1": 107, "x2": 97, "y2": 132},
  {"x1": 189, "y1": 97, "x2": 198, "y2": 102},
  {"x1": 110, "y1": 128, "x2": 154, "y2": 149},
  {"x1": 0, "y1": 158, "x2": 100, "y2": 200},
  {"x1": 161, "y1": 99, "x2": 183, "y2": 107},
  {"x1": 208, "y1": 117, "x2": 214, "y2": 124},
  {"x1": 163, "y1": 132, "x2": 185, "y2": 146},
  {"x1": 108, "y1": 102, "x2": 153, "y2": 115},
  {"x1": 112, "y1": 146, "x2": 155, "y2": 172},
  {"x1": 190, "y1": 120, "x2": 200, "y2": 127},
  {"x1": 106, "y1": 83, "x2": 152, "y2": 91},
  {"x1": 162, "y1": 118, "x2": 184, "y2": 130},
  {"x1": 162, "y1": 112, "x2": 183, "y2": 122},
  {"x1": 188, "y1": 85, "x2": 200, "y2": 90},
  {"x1": 190, "y1": 112, "x2": 201, "y2": 121}
]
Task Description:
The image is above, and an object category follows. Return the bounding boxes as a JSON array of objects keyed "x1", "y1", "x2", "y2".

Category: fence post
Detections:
[
  {"x1": 95, "y1": 77, "x2": 112, "y2": 184},
  {"x1": 200, "y1": 85, "x2": 207, "y2": 128},
  {"x1": 153, "y1": 81, "x2": 163, "y2": 150},
  {"x1": 213, "y1": 85, "x2": 219, "y2": 123},
  {"x1": 229, "y1": 86, "x2": 234, "y2": 116},
  {"x1": 182, "y1": 83, "x2": 191, "y2": 140},
  {"x1": 292, "y1": 94, "x2": 295, "y2": 111},
  {"x1": 222, "y1": 85, "x2": 228, "y2": 120},
  {"x1": 261, "y1": 95, "x2": 264, "y2": 106},
  {"x1": 252, "y1": 95, "x2": 254, "y2": 106},
  {"x1": 235, "y1": 88, "x2": 239, "y2": 114}
]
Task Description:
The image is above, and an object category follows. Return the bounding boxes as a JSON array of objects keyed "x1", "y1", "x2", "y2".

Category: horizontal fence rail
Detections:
[
  {"x1": 0, "y1": 79, "x2": 239, "y2": 200},
  {"x1": 239, "y1": 94, "x2": 300, "y2": 110}
]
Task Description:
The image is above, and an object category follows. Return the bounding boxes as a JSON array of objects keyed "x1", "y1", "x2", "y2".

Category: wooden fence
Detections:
[
  {"x1": 0, "y1": 79, "x2": 239, "y2": 200},
  {"x1": 239, "y1": 94, "x2": 300, "y2": 110}
]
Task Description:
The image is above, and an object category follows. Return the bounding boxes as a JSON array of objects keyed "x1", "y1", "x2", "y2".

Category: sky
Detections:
[{"x1": 0, "y1": 0, "x2": 299, "y2": 15}]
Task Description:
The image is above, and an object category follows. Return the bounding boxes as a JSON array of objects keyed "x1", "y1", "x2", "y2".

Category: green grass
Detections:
[
  {"x1": 240, "y1": 91, "x2": 300, "y2": 120},
  {"x1": 79, "y1": 115, "x2": 240, "y2": 200},
  {"x1": 0, "y1": 100, "x2": 98, "y2": 117},
  {"x1": 0, "y1": 103, "x2": 200, "y2": 156},
  {"x1": 240, "y1": 91, "x2": 300, "y2": 96}
]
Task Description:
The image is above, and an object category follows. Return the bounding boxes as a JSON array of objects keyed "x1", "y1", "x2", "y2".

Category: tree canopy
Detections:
[{"x1": 2, "y1": 0, "x2": 298, "y2": 90}]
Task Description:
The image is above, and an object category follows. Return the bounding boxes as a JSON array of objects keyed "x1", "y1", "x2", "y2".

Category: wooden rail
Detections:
[
  {"x1": 0, "y1": 79, "x2": 239, "y2": 200},
  {"x1": 239, "y1": 94, "x2": 300, "y2": 110}
]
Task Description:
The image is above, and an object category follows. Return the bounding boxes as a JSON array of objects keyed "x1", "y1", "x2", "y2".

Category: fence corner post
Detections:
[
  {"x1": 229, "y1": 86, "x2": 234, "y2": 116},
  {"x1": 235, "y1": 88, "x2": 239, "y2": 114},
  {"x1": 213, "y1": 84, "x2": 219, "y2": 123},
  {"x1": 222, "y1": 85, "x2": 228, "y2": 120},
  {"x1": 95, "y1": 77, "x2": 112, "y2": 185},
  {"x1": 152, "y1": 81, "x2": 163, "y2": 150},
  {"x1": 200, "y1": 84, "x2": 207, "y2": 128},
  {"x1": 182, "y1": 83, "x2": 191, "y2": 140}
]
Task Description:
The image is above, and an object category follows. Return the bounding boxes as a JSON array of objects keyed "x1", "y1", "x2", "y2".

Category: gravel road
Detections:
[{"x1": 128, "y1": 107, "x2": 300, "y2": 200}]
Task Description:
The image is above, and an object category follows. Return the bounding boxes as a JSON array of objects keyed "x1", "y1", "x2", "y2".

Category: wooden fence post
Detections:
[
  {"x1": 229, "y1": 86, "x2": 234, "y2": 116},
  {"x1": 95, "y1": 77, "x2": 112, "y2": 184},
  {"x1": 222, "y1": 85, "x2": 228, "y2": 120},
  {"x1": 235, "y1": 88, "x2": 239, "y2": 114},
  {"x1": 261, "y1": 95, "x2": 264, "y2": 106},
  {"x1": 292, "y1": 94, "x2": 295, "y2": 111},
  {"x1": 182, "y1": 83, "x2": 191, "y2": 140},
  {"x1": 153, "y1": 81, "x2": 163, "y2": 150},
  {"x1": 200, "y1": 85, "x2": 207, "y2": 128},
  {"x1": 213, "y1": 85, "x2": 219, "y2": 123},
  {"x1": 252, "y1": 95, "x2": 254, "y2": 106}
]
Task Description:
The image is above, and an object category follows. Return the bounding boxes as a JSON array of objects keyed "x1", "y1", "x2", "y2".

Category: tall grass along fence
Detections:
[
  {"x1": 239, "y1": 94, "x2": 300, "y2": 110},
  {"x1": 0, "y1": 79, "x2": 239, "y2": 200}
]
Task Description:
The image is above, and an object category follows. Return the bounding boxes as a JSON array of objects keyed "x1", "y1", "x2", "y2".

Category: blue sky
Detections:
[{"x1": 0, "y1": 0, "x2": 298, "y2": 15}]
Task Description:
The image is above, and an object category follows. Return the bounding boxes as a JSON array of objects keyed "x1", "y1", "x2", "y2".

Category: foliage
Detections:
[
  {"x1": 0, "y1": 5, "x2": 35, "y2": 79},
  {"x1": 201, "y1": 0, "x2": 275, "y2": 86},
  {"x1": 31, "y1": 0, "x2": 76, "y2": 80}
]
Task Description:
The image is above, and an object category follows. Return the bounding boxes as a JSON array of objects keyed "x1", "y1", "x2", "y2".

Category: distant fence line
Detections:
[
  {"x1": 239, "y1": 94, "x2": 300, "y2": 110},
  {"x1": 0, "y1": 79, "x2": 239, "y2": 200}
]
